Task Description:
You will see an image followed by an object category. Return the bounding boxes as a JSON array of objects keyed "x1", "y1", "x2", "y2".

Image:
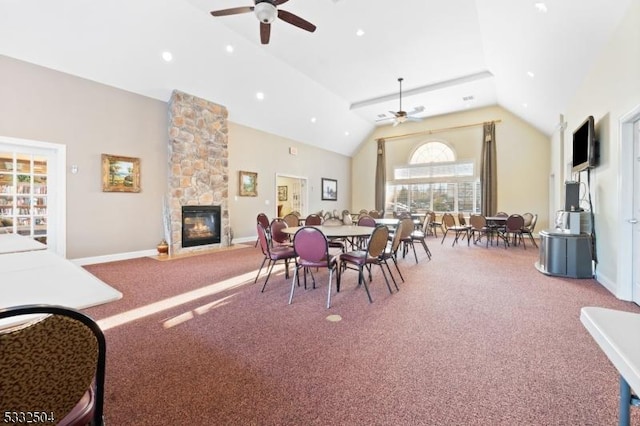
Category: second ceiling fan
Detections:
[
  {"x1": 210, "y1": 0, "x2": 316, "y2": 45},
  {"x1": 385, "y1": 77, "x2": 424, "y2": 127}
]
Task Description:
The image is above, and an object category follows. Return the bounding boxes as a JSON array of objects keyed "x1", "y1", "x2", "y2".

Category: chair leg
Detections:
[
  {"x1": 260, "y1": 260, "x2": 276, "y2": 292},
  {"x1": 382, "y1": 258, "x2": 399, "y2": 291},
  {"x1": 410, "y1": 241, "x2": 418, "y2": 263},
  {"x1": 359, "y1": 267, "x2": 373, "y2": 303},
  {"x1": 289, "y1": 266, "x2": 299, "y2": 304},
  {"x1": 441, "y1": 229, "x2": 449, "y2": 245},
  {"x1": 255, "y1": 256, "x2": 268, "y2": 283},
  {"x1": 378, "y1": 263, "x2": 393, "y2": 294},
  {"x1": 391, "y1": 254, "x2": 405, "y2": 282}
]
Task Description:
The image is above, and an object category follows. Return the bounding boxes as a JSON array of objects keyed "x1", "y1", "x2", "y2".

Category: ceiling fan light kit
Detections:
[
  {"x1": 254, "y1": 2, "x2": 277, "y2": 23},
  {"x1": 210, "y1": 0, "x2": 316, "y2": 45}
]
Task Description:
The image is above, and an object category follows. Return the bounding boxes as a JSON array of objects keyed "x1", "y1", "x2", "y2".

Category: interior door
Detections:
[{"x1": 632, "y1": 118, "x2": 640, "y2": 305}]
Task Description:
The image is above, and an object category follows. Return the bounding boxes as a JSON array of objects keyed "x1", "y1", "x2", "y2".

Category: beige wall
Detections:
[
  {"x1": 560, "y1": 0, "x2": 640, "y2": 296},
  {"x1": 227, "y1": 122, "x2": 352, "y2": 241},
  {"x1": 0, "y1": 55, "x2": 352, "y2": 258},
  {"x1": 352, "y1": 105, "x2": 551, "y2": 231},
  {"x1": 0, "y1": 55, "x2": 167, "y2": 259}
]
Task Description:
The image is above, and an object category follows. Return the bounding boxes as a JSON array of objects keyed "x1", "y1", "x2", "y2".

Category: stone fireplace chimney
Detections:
[{"x1": 167, "y1": 90, "x2": 229, "y2": 254}]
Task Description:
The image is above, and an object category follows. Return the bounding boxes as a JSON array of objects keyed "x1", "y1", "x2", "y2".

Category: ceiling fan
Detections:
[
  {"x1": 210, "y1": 0, "x2": 316, "y2": 45},
  {"x1": 381, "y1": 78, "x2": 424, "y2": 127}
]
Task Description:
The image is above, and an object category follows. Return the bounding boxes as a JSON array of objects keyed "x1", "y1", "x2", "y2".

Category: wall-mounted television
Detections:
[{"x1": 572, "y1": 115, "x2": 597, "y2": 173}]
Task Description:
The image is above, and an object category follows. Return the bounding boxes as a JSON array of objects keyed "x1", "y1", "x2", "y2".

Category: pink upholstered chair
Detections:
[
  {"x1": 255, "y1": 222, "x2": 297, "y2": 291},
  {"x1": 289, "y1": 227, "x2": 338, "y2": 308}
]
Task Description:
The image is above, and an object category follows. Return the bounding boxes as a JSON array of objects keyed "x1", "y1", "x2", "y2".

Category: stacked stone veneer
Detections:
[{"x1": 167, "y1": 90, "x2": 229, "y2": 254}]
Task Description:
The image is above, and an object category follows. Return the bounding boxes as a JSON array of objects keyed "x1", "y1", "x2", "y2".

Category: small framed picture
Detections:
[
  {"x1": 278, "y1": 185, "x2": 288, "y2": 201},
  {"x1": 239, "y1": 170, "x2": 258, "y2": 197},
  {"x1": 321, "y1": 178, "x2": 337, "y2": 201},
  {"x1": 102, "y1": 154, "x2": 141, "y2": 193}
]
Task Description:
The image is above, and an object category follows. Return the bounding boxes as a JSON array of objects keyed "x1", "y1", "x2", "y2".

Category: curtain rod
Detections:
[{"x1": 376, "y1": 119, "x2": 502, "y2": 142}]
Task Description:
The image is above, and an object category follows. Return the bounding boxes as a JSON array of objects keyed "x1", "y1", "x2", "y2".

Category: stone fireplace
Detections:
[{"x1": 167, "y1": 90, "x2": 229, "y2": 255}]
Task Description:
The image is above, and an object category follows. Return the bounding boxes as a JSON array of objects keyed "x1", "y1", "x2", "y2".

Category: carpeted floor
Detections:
[{"x1": 84, "y1": 237, "x2": 640, "y2": 425}]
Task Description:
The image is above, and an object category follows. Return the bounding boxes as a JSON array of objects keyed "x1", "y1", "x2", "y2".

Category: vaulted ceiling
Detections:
[{"x1": 0, "y1": 0, "x2": 632, "y2": 156}]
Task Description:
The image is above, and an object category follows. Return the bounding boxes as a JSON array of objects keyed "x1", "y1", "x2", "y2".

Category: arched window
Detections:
[
  {"x1": 387, "y1": 141, "x2": 481, "y2": 213},
  {"x1": 410, "y1": 141, "x2": 454, "y2": 164}
]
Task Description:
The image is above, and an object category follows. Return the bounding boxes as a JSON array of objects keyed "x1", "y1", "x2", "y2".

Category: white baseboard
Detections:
[{"x1": 72, "y1": 236, "x2": 256, "y2": 266}]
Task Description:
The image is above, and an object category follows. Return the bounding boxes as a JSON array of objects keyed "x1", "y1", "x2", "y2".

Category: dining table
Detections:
[
  {"x1": 0, "y1": 233, "x2": 123, "y2": 329},
  {"x1": 580, "y1": 307, "x2": 640, "y2": 426},
  {"x1": 282, "y1": 224, "x2": 374, "y2": 239}
]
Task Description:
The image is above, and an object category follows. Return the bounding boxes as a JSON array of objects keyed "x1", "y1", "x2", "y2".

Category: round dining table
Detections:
[{"x1": 281, "y1": 225, "x2": 374, "y2": 238}]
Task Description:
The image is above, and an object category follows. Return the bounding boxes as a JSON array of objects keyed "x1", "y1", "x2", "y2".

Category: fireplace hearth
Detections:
[{"x1": 182, "y1": 205, "x2": 221, "y2": 248}]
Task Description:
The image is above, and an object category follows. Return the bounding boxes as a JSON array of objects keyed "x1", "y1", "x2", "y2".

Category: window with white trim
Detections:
[{"x1": 386, "y1": 141, "x2": 481, "y2": 213}]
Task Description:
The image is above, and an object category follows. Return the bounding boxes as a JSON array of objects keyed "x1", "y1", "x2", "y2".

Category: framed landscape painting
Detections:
[
  {"x1": 239, "y1": 170, "x2": 258, "y2": 196},
  {"x1": 102, "y1": 154, "x2": 141, "y2": 193},
  {"x1": 321, "y1": 178, "x2": 337, "y2": 201}
]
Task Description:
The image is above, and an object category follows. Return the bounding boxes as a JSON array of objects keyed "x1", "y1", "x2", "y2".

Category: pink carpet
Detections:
[{"x1": 84, "y1": 238, "x2": 640, "y2": 425}]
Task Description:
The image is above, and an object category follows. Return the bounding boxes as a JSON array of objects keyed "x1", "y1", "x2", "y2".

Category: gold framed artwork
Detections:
[
  {"x1": 102, "y1": 154, "x2": 141, "y2": 193},
  {"x1": 277, "y1": 185, "x2": 288, "y2": 201},
  {"x1": 239, "y1": 170, "x2": 258, "y2": 197}
]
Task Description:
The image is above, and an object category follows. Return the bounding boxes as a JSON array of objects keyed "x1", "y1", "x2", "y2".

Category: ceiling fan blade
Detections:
[
  {"x1": 277, "y1": 9, "x2": 317, "y2": 32},
  {"x1": 407, "y1": 116, "x2": 423, "y2": 122},
  {"x1": 389, "y1": 111, "x2": 400, "y2": 117},
  {"x1": 392, "y1": 120, "x2": 400, "y2": 127},
  {"x1": 274, "y1": 0, "x2": 290, "y2": 5},
  {"x1": 210, "y1": 6, "x2": 254, "y2": 17},
  {"x1": 260, "y1": 22, "x2": 271, "y2": 44}
]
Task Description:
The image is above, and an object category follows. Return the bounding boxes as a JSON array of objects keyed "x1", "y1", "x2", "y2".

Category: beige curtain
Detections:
[
  {"x1": 481, "y1": 122, "x2": 497, "y2": 216},
  {"x1": 375, "y1": 139, "x2": 386, "y2": 212}
]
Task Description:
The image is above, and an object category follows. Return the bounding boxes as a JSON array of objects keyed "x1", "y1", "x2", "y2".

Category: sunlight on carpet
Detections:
[{"x1": 97, "y1": 264, "x2": 289, "y2": 331}]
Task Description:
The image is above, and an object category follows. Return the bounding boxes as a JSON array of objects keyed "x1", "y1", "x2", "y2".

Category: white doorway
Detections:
[
  {"x1": 0, "y1": 136, "x2": 66, "y2": 256},
  {"x1": 618, "y1": 105, "x2": 640, "y2": 305},
  {"x1": 275, "y1": 174, "x2": 308, "y2": 218}
]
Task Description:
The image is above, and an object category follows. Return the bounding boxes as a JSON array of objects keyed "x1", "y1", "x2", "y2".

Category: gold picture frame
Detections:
[
  {"x1": 102, "y1": 154, "x2": 141, "y2": 193},
  {"x1": 239, "y1": 170, "x2": 258, "y2": 197},
  {"x1": 277, "y1": 185, "x2": 288, "y2": 201}
]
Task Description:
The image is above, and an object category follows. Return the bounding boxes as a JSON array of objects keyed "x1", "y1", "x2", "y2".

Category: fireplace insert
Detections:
[{"x1": 181, "y1": 205, "x2": 221, "y2": 247}]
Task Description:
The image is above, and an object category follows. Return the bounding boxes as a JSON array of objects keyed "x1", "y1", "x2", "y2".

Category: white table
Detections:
[
  {"x1": 580, "y1": 307, "x2": 640, "y2": 426},
  {"x1": 0, "y1": 250, "x2": 123, "y2": 329},
  {"x1": 0, "y1": 233, "x2": 47, "y2": 254}
]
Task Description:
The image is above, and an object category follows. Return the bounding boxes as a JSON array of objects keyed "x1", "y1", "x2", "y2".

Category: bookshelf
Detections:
[{"x1": 0, "y1": 155, "x2": 48, "y2": 244}]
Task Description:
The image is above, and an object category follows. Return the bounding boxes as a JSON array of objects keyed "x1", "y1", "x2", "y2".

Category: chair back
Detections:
[
  {"x1": 458, "y1": 213, "x2": 467, "y2": 226},
  {"x1": 495, "y1": 211, "x2": 508, "y2": 217},
  {"x1": 293, "y1": 227, "x2": 329, "y2": 265},
  {"x1": 399, "y1": 218, "x2": 414, "y2": 240},
  {"x1": 469, "y1": 214, "x2": 487, "y2": 230},
  {"x1": 257, "y1": 213, "x2": 270, "y2": 230},
  {"x1": 529, "y1": 214, "x2": 538, "y2": 231},
  {"x1": 505, "y1": 214, "x2": 525, "y2": 232},
  {"x1": 0, "y1": 305, "x2": 106, "y2": 425},
  {"x1": 368, "y1": 210, "x2": 382, "y2": 218},
  {"x1": 305, "y1": 214, "x2": 322, "y2": 226},
  {"x1": 342, "y1": 211, "x2": 353, "y2": 225},
  {"x1": 323, "y1": 218, "x2": 343, "y2": 227},
  {"x1": 522, "y1": 212, "x2": 534, "y2": 228},
  {"x1": 442, "y1": 213, "x2": 456, "y2": 229},
  {"x1": 282, "y1": 213, "x2": 299, "y2": 228},
  {"x1": 256, "y1": 222, "x2": 271, "y2": 255},
  {"x1": 367, "y1": 225, "x2": 390, "y2": 257},
  {"x1": 357, "y1": 215, "x2": 376, "y2": 227},
  {"x1": 270, "y1": 219, "x2": 290, "y2": 246},
  {"x1": 421, "y1": 213, "x2": 432, "y2": 232},
  {"x1": 390, "y1": 220, "x2": 405, "y2": 253}
]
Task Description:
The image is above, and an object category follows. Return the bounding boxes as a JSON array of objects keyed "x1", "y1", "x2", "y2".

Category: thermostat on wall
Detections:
[{"x1": 289, "y1": 147, "x2": 298, "y2": 156}]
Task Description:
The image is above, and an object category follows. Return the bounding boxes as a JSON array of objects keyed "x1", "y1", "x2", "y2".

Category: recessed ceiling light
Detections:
[
  {"x1": 226, "y1": 45, "x2": 234, "y2": 53},
  {"x1": 161, "y1": 51, "x2": 173, "y2": 62},
  {"x1": 310, "y1": 117, "x2": 317, "y2": 123},
  {"x1": 256, "y1": 92, "x2": 265, "y2": 100},
  {"x1": 527, "y1": 71, "x2": 535, "y2": 78},
  {"x1": 534, "y1": 2, "x2": 548, "y2": 13},
  {"x1": 344, "y1": 131, "x2": 350, "y2": 136},
  {"x1": 522, "y1": 103, "x2": 529, "y2": 108},
  {"x1": 356, "y1": 29, "x2": 365, "y2": 37}
]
